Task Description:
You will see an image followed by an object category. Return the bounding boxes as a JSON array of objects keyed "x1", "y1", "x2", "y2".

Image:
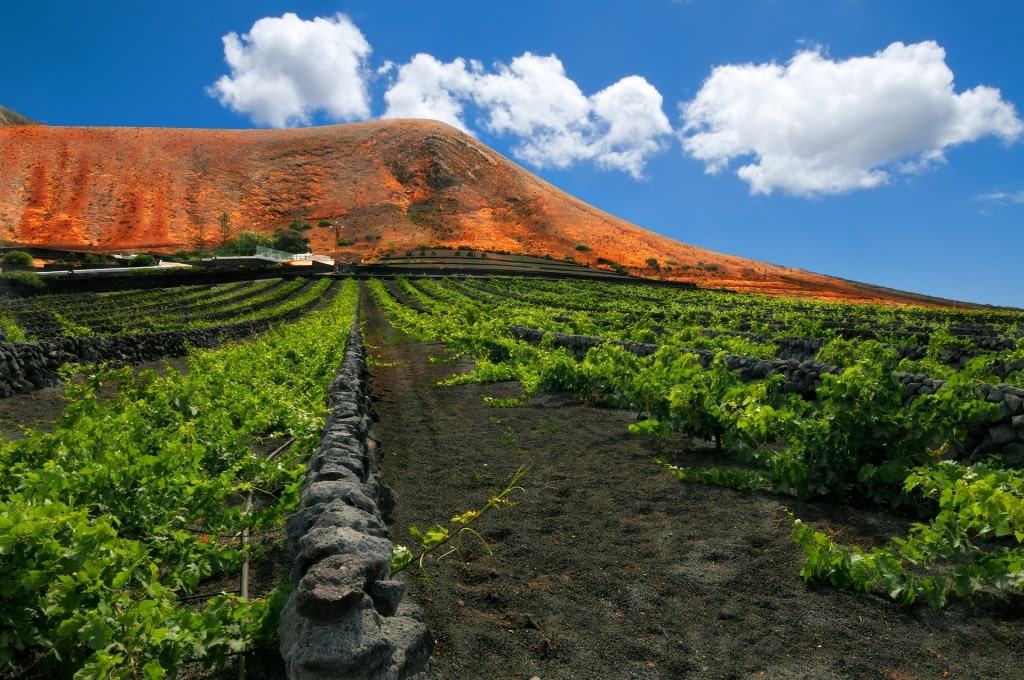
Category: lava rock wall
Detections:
[
  {"x1": 0, "y1": 323, "x2": 258, "y2": 397},
  {"x1": 278, "y1": 311, "x2": 432, "y2": 680},
  {"x1": 509, "y1": 326, "x2": 1024, "y2": 464}
]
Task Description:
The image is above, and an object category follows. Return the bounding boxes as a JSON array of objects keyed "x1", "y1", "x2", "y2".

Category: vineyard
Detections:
[
  {"x1": 366, "y1": 276, "x2": 1024, "y2": 678},
  {"x1": 2, "y1": 272, "x2": 1024, "y2": 678},
  {"x1": 0, "y1": 277, "x2": 354, "y2": 678},
  {"x1": 370, "y1": 276, "x2": 1024, "y2": 605}
]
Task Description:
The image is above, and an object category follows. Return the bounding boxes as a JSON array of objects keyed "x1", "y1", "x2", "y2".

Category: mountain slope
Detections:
[
  {"x1": 0, "y1": 118, "x2": 960, "y2": 305},
  {"x1": 0, "y1": 105, "x2": 38, "y2": 126}
]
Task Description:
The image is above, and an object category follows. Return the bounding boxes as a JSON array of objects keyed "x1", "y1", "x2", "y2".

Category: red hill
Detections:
[{"x1": 0, "y1": 118, "x2": 962, "y2": 306}]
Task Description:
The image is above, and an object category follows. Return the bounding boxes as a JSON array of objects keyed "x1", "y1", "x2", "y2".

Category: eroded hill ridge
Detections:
[{"x1": 0, "y1": 112, "x2": 961, "y2": 306}]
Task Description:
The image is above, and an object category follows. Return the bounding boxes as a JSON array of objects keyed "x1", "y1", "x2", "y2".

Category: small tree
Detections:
[
  {"x1": 128, "y1": 253, "x2": 158, "y2": 267},
  {"x1": 229, "y1": 231, "x2": 273, "y2": 254},
  {"x1": 191, "y1": 218, "x2": 207, "y2": 259},
  {"x1": 273, "y1": 226, "x2": 310, "y2": 254},
  {"x1": 218, "y1": 212, "x2": 233, "y2": 248}
]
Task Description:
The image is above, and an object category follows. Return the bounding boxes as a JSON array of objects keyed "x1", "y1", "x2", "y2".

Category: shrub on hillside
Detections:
[{"x1": 2, "y1": 251, "x2": 33, "y2": 268}]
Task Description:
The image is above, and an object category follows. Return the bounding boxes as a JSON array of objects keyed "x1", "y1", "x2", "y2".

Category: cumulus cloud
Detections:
[
  {"x1": 210, "y1": 17, "x2": 672, "y2": 176},
  {"x1": 680, "y1": 41, "x2": 1024, "y2": 196},
  {"x1": 381, "y1": 52, "x2": 672, "y2": 178},
  {"x1": 472, "y1": 54, "x2": 672, "y2": 177},
  {"x1": 207, "y1": 12, "x2": 372, "y2": 127},
  {"x1": 380, "y1": 54, "x2": 478, "y2": 130}
]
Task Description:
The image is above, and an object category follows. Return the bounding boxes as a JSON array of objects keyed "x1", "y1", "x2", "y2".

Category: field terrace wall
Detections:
[
  {"x1": 278, "y1": 310, "x2": 432, "y2": 680},
  {"x1": 0, "y1": 284, "x2": 333, "y2": 397},
  {"x1": 0, "y1": 323, "x2": 262, "y2": 397},
  {"x1": 509, "y1": 326, "x2": 1024, "y2": 465}
]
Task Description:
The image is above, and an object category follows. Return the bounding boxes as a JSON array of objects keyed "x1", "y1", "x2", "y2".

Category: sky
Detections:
[{"x1": 2, "y1": 1, "x2": 1023, "y2": 308}]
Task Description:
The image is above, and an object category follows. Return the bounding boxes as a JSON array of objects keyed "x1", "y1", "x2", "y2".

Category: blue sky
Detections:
[{"x1": 3, "y1": 1, "x2": 1023, "y2": 308}]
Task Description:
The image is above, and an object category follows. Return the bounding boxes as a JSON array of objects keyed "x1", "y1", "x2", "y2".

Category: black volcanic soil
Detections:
[
  {"x1": 362, "y1": 293, "x2": 1024, "y2": 680},
  {"x1": 2, "y1": 294, "x2": 1022, "y2": 679}
]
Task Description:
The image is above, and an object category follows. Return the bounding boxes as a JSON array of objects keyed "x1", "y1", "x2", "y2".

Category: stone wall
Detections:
[
  {"x1": 509, "y1": 326, "x2": 1024, "y2": 464},
  {"x1": 0, "y1": 323, "x2": 259, "y2": 397},
  {"x1": 278, "y1": 310, "x2": 432, "y2": 680},
  {"x1": 0, "y1": 293, "x2": 327, "y2": 397}
]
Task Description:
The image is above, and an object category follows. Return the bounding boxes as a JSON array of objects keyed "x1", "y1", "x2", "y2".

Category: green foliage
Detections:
[
  {"x1": 627, "y1": 350, "x2": 779, "y2": 454},
  {"x1": 0, "y1": 314, "x2": 27, "y2": 341},
  {"x1": 0, "y1": 270, "x2": 45, "y2": 290},
  {"x1": 366, "y1": 274, "x2": 1024, "y2": 612},
  {"x1": 53, "y1": 311, "x2": 92, "y2": 337},
  {"x1": 596, "y1": 257, "x2": 628, "y2": 275},
  {"x1": 576, "y1": 343, "x2": 646, "y2": 408},
  {"x1": 0, "y1": 281, "x2": 360, "y2": 676},
  {"x1": 229, "y1": 231, "x2": 274, "y2": 253},
  {"x1": 392, "y1": 464, "x2": 530, "y2": 577},
  {"x1": 791, "y1": 460, "x2": 1024, "y2": 609},
  {"x1": 574, "y1": 243, "x2": 591, "y2": 252},
  {"x1": 817, "y1": 337, "x2": 897, "y2": 368},
  {"x1": 83, "y1": 252, "x2": 115, "y2": 265},
  {"x1": 2, "y1": 250, "x2": 33, "y2": 267},
  {"x1": 784, "y1": 359, "x2": 930, "y2": 506},
  {"x1": 661, "y1": 461, "x2": 773, "y2": 491},
  {"x1": 128, "y1": 253, "x2": 158, "y2": 267},
  {"x1": 273, "y1": 225, "x2": 310, "y2": 253}
]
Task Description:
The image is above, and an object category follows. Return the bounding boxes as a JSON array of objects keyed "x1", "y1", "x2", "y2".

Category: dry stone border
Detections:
[
  {"x1": 509, "y1": 326, "x2": 1024, "y2": 464},
  {"x1": 278, "y1": 309, "x2": 432, "y2": 680},
  {"x1": 0, "y1": 288, "x2": 333, "y2": 398},
  {"x1": 0, "y1": 324, "x2": 256, "y2": 397}
]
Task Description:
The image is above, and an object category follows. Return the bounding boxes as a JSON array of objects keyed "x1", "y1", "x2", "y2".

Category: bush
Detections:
[
  {"x1": 0, "y1": 314, "x2": 27, "y2": 341},
  {"x1": 128, "y1": 253, "x2": 158, "y2": 267},
  {"x1": 1, "y1": 271, "x2": 44, "y2": 290},
  {"x1": 83, "y1": 252, "x2": 114, "y2": 265},
  {"x1": 273, "y1": 226, "x2": 310, "y2": 254},
  {"x1": 2, "y1": 250, "x2": 33, "y2": 268},
  {"x1": 574, "y1": 243, "x2": 591, "y2": 252},
  {"x1": 230, "y1": 231, "x2": 274, "y2": 253}
]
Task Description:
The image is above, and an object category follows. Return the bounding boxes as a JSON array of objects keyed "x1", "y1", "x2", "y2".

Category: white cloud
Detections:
[
  {"x1": 210, "y1": 18, "x2": 672, "y2": 176},
  {"x1": 588, "y1": 76, "x2": 674, "y2": 176},
  {"x1": 977, "y1": 189, "x2": 1024, "y2": 205},
  {"x1": 207, "y1": 13, "x2": 372, "y2": 127},
  {"x1": 473, "y1": 53, "x2": 591, "y2": 138},
  {"x1": 680, "y1": 41, "x2": 1024, "y2": 196},
  {"x1": 471, "y1": 54, "x2": 672, "y2": 178},
  {"x1": 380, "y1": 54, "x2": 478, "y2": 131},
  {"x1": 379, "y1": 51, "x2": 672, "y2": 178}
]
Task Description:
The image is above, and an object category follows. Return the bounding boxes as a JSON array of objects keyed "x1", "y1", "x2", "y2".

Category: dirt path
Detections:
[{"x1": 361, "y1": 289, "x2": 1024, "y2": 680}]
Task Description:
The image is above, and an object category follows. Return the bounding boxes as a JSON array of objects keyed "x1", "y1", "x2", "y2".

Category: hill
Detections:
[
  {"x1": 0, "y1": 105, "x2": 38, "y2": 126},
  {"x1": 0, "y1": 118, "x2": 965, "y2": 306}
]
